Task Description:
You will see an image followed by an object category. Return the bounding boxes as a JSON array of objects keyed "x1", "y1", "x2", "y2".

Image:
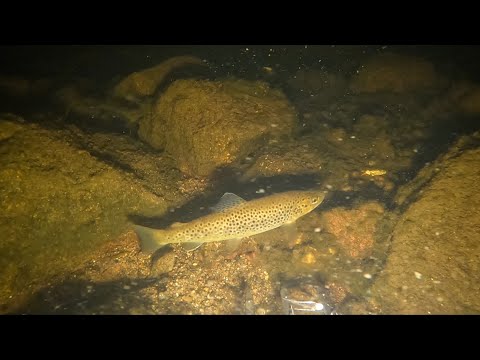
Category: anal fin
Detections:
[{"x1": 181, "y1": 242, "x2": 203, "y2": 252}]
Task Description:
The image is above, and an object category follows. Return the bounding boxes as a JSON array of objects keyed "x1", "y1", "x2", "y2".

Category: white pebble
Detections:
[
  {"x1": 363, "y1": 273, "x2": 372, "y2": 279},
  {"x1": 350, "y1": 135, "x2": 356, "y2": 139},
  {"x1": 270, "y1": 123, "x2": 278, "y2": 128},
  {"x1": 436, "y1": 297, "x2": 444, "y2": 302},
  {"x1": 314, "y1": 227, "x2": 322, "y2": 233},
  {"x1": 414, "y1": 271, "x2": 423, "y2": 279},
  {"x1": 256, "y1": 188, "x2": 266, "y2": 194},
  {"x1": 413, "y1": 148, "x2": 418, "y2": 153},
  {"x1": 325, "y1": 184, "x2": 333, "y2": 190},
  {"x1": 435, "y1": 232, "x2": 440, "y2": 236},
  {"x1": 314, "y1": 303, "x2": 324, "y2": 311}
]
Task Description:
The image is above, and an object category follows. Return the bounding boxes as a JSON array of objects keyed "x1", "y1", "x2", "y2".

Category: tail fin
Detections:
[{"x1": 133, "y1": 225, "x2": 168, "y2": 254}]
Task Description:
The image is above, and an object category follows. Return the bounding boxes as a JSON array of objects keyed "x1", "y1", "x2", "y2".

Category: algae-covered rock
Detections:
[
  {"x1": 0, "y1": 117, "x2": 172, "y2": 309},
  {"x1": 320, "y1": 202, "x2": 385, "y2": 259},
  {"x1": 370, "y1": 133, "x2": 480, "y2": 314},
  {"x1": 113, "y1": 56, "x2": 206, "y2": 102},
  {"x1": 241, "y1": 139, "x2": 324, "y2": 180},
  {"x1": 350, "y1": 53, "x2": 442, "y2": 93},
  {"x1": 242, "y1": 114, "x2": 411, "y2": 194},
  {"x1": 139, "y1": 78, "x2": 298, "y2": 177}
]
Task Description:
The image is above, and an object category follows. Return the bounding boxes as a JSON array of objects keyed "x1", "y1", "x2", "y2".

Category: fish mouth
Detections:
[{"x1": 313, "y1": 191, "x2": 327, "y2": 204}]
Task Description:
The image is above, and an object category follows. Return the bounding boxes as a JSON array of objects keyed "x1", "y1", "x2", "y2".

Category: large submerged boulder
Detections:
[
  {"x1": 369, "y1": 132, "x2": 480, "y2": 314},
  {"x1": 138, "y1": 78, "x2": 298, "y2": 177},
  {"x1": 350, "y1": 53, "x2": 442, "y2": 93},
  {"x1": 0, "y1": 115, "x2": 172, "y2": 310},
  {"x1": 112, "y1": 56, "x2": 206, "y2": 102}
]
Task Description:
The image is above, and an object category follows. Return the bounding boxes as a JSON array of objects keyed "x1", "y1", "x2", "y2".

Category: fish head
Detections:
[{"x1": 292, "y1": 190, "x2": 326, "y2": 215}]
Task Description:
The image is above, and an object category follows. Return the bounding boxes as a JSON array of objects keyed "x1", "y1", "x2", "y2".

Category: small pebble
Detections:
[
  {"x1": 314, "y1": 227, "x2": 321, "y2": 233},
  {"x1": 256, "y1": 188, "x2": 265, "y2": 194},
  {"x1": 414, "y1": 271, "x2": 423, "y2": 279},
  {"x1": 255, "y1": 308, "x2": 266, "y2": 315},
  {"x1": 363, "y1": 273, "x2": 372, "y2": 279}
]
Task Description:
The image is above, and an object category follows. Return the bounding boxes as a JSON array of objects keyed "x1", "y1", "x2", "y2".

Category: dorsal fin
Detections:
[{"x1": 211, "y1": 192, "x2": 246, "y2": 213}]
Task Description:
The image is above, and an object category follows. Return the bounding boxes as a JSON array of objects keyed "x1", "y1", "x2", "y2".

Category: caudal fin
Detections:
[{"x1": 133, "y1": 225, "x2": 168, "y2": 254}]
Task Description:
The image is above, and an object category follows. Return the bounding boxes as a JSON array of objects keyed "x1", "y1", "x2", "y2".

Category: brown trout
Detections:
[{"x1": 133, "y1": 190, "x2": 325, "y2": 253}]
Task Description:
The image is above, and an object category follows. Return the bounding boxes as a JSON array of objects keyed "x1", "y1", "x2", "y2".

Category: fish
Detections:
[{"x1": 133, "y1": 190, "x2": 326, "y2": 254}]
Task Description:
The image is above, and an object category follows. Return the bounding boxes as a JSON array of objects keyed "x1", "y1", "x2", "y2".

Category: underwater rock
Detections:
[
  {"x1": 55, "y1": 86, "x2": 145, "y2": 131},
  {"x1": 139, "y1": 78, "x2": 297, "y2": 177},
  {"x1": 241, "y1": 139, "x2": 324, "y2": 180},
  {"x1": 76, "y1": 231, "x2": 152, "y2": 283},
  {"x1": 455, "y1": 83, "x2": 480, "y2": 115},
  {"x1": 0, "y1": 117, "x2": 170, "y2": 311},
  {"x1": 370, "y1": 132, "x2": 480, "y2": 314},
  {"x1": 150, "y1": 250, "x2": 176, "y2": 277},
  {"x1": 288, "y1": 69, "x2": 348, "y2": 96},
  {"x1": 242, "y1": 113, "x2": 411, "y2": 194},
  {"x1": 113, "y1": 56, "x2": 206, "y2": 102},
  {"x1": 350, "y1": 53, "x2": 442, "y2": 93},
  {"x1": 320, "y1": 202, "x2": 385, "y2": 259}
]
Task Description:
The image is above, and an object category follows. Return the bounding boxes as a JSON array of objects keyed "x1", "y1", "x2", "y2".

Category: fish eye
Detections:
[{"x1": 312, "y1": 197, "x2": 318, "y2": 204}]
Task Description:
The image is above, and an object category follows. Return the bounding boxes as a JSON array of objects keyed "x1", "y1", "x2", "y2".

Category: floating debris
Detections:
[
  {"x1": 280, "y1": 278, "x2": 336, "y2": 315},
  {"x1": 361, "y1": 169, "x2": 387, "y2": 176}
]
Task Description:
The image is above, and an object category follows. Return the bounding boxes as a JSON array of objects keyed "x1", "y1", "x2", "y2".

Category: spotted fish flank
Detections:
[{"x1": 133, "y1": 190, "x2": 326, "y2": 254}]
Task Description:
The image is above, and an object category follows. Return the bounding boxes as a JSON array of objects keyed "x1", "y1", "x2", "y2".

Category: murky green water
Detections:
[{"x1": 1, "y1": 45, "x2": 480, "y2": 314}]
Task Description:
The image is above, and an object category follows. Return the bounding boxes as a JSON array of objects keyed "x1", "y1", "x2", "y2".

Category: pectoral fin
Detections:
[
  {"x1": 181, "y1": 242, "x2": 203, "y2": 252},
  {"x1": 281, "y1": 223, "x2": 301, "y2": 248}
]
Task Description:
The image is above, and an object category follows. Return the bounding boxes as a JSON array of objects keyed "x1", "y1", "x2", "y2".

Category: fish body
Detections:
[{"x1": 134, "y1": 190, "x2": 325, "y2": 253}]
